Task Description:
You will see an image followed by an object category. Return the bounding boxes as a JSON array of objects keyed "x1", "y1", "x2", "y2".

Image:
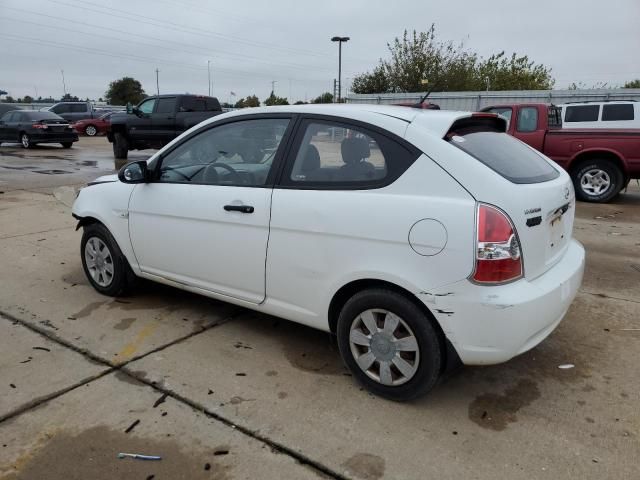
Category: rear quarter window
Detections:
[
  {"x1": 602, "y1": 104, "x2": 634, "y2": 121},
  {"x1": 447, "y1": 129, "x2": 560, "y2": 184}
]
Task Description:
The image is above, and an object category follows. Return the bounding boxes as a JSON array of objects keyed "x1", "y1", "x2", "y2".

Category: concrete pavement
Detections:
[{"x1": 0, "y1": 139, "x2": 638, "y2": 479}]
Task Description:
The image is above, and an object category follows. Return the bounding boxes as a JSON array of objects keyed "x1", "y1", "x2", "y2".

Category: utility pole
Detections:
[
  {"x1": 331, "y1": 36, "x2": 350, "y2": 102},
  {"x1": 61, "y1": 70, "x2": 67, "y2": 96},
  {"x1": 271, "y1": 80, "x2": 277, "y2": 95},
  {"x1": 155, "y1": 68, "x2": 160, "y2": 95},
  {"x1": 207, "y1": 60, "x2": 211, "y2": 96}
]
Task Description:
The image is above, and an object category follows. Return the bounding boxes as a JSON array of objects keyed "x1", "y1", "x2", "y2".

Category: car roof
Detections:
[{"x1": 207, "y1": 104, "x2": 474, "y2": 138}]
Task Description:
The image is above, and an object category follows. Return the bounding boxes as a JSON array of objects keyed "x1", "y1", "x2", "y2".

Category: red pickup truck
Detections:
[{"x1": 481, "y1": 103, "x2": 640, "y2": 202}]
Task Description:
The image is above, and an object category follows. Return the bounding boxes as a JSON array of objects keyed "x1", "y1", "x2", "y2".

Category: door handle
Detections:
[{"x1": 224, "y1": 204, "x2": 254, "y2": 214}]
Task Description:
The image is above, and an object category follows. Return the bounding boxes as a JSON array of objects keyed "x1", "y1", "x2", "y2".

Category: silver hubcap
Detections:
[
  {"x1": 21, "y1": 134, "x2": 29, "y2": 148},
  {"x1": 580, "y1": 168, "x2": 610, "y2": 196},
  {"x1": 349, "y1": 309, "x2": 420, "y2": 386},
  {"x1": 86, "y1": 126, "x2": 97, "y2": 136},
  {"x1": 84, "y1": 237, "x2": 114, "y2": 287}
]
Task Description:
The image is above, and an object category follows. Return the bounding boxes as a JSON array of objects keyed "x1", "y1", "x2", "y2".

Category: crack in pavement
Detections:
[
  {"x1": 0, "y1": 309, "x2": 347, "y2": 480},
  {"x1": 0, "y1": 226, "x2": 73, "y2": 241},
  {"x1": 580, "y1": 289, "x2": 640, "y2": 305}
]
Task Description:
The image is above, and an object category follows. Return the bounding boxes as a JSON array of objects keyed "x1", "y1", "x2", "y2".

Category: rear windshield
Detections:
[
  {"x1": 447, "y1": 131, "x2": 560, "y2": 184},
  {"x1": 24, "y1": 111, "x2": 64, "y2": 120}
]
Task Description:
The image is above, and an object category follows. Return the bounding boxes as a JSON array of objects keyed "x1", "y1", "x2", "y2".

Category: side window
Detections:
[
  {"x1": 487, "y1": 108, "x2": 512, "y2": 128},
  {"x1": 138, "y1": 99, "x2": 156, "y2": 114},
  {"x1": 71, "y1": 104, "x2": 88, "y2": 113},
  {"x1": 516, "y1": 107, "x2": 538, "y2": 132},
  {"x1": 287, "y1": 120, "x2": 417, "y2": 187},
  {"x1": 155, "y1": 97, "x2": 177, "y2": 114},
  {"x1": 565, "y1": 105, "x2": 599, "y2": 122},
  {"x1": 51, "y1": 104, "x2": 70, "y2": 114},
  {"x1": 602, "y1": 104, "x2": 634, "y2": 121},
  {"x1": 157, "y1": 118, "x2": 290, "y2": 186},
  {"x1": 2, "y1": 113, "x2": 15, "y2": 122}
]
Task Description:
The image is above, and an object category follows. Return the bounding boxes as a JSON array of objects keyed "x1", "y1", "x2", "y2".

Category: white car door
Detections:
[{"x1": 128, "y1": 116, "x2": 293, "y2": 304}]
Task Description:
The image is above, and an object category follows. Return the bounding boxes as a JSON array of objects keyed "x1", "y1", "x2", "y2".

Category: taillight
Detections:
[
  {"x1": 473, "y1": 204, "x2": 523, "y2": 284},
  {"x1": 32, "y1": 123, "x2": 48, "y2": 129}
]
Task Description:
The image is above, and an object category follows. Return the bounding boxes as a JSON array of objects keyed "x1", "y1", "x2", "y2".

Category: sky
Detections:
[{"x1": 1, "y1": 0, "x2": 639, "y2": 103}]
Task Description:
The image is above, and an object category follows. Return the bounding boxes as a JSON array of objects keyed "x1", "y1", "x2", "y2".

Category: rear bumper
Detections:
[
  {"x1": 419, "y1": 239, "x2": 585, "y2": 365},
  {"x1": 30, "y1": 132, "x2": 79, "y2": 143}
]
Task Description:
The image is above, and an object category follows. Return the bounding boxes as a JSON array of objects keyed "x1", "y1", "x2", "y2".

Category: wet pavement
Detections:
[{"x1": 0, "y1": 138, "x2": 639, "y2": 479}]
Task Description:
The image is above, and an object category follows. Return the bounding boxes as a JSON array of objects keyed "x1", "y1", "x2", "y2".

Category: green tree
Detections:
[
  {"x1": 352, "y1": 26, "x2": 553, "y2": 94},
  {"x1": 311, "y1": 92, "x2": 334, "y2": 104},
  {"x1": 234, "y1": 94, "x2": 260, "y2": 108},
  {"x1": 294, "y1": 100, "x2": 307, "y2": 105},
  {"x1": 623, "y1": 79, "x2": 640, "y2": 88},
  {"x1": 3, "y1": 96, "x2": 15, "y2": 103},
  {"x1": 105, "y1": 77, "x2": 146, "y2": 105},
  {"x1": 61, "y1": 93, "x2": 80, "y2": 101},
  {"x1": 23, "y1": 95, "x2": 33, "y2": 103},
  {"x1": 264, "y1": 91, "x2": 289, "y2": 106}
]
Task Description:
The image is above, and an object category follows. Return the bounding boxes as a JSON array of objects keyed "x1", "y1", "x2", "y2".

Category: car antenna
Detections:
[{"x1": 412, "y1": 82, "x2": 440, "y2": 109}]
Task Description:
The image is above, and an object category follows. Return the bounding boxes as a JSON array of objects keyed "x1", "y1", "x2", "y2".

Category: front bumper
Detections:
[{"x1": 419, "y1": 239, "x2": 585, "y2": 365}]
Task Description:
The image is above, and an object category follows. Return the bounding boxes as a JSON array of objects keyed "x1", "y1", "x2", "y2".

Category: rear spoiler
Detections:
[{"x1": 445, "y1": 113, "x2": 507, "y2": 138}]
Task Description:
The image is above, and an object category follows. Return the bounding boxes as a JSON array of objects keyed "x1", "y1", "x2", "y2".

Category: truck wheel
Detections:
[
  {"x1": 113, "y1": 132, "x2": 129, "y2": 160},
  {"x1": 572, "y1": 159, "x2": 623, "y2": 203}
]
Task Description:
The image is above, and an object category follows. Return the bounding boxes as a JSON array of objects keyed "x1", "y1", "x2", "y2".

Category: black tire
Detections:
[
  {"x1": 113, "y1": 131, "x2": 129, "y2": 160},
  {"x1": 84, "y1": 124, "x2": 98, "y2": 136},
  {"x1": 20, "y1": 132, "x2": 32, "y2": 149},
  {"x1": 61, "y1": 142, "x2": 73, "y2": 149},
  {"x1": 572, "y1": 159, "x2": 624, "y2": 203},
  {"x1": 336, "y1": 288, "x2": 442, "y2": 401},
  {"x1": 81, "y1": 223, "x2": 135, "y2": 296}
]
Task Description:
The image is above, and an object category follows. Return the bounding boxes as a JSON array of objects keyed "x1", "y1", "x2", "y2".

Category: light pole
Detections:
[
  {"x1": 331, "y1": 36, "x2": 349, "y2": 102},
  {"x1": 207, "y1": 60, "x2": 212, "y2": 96}
]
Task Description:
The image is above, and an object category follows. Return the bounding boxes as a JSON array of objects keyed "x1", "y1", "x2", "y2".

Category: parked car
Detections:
[
  {"x1": 0, "y1": 110, "x2": 78, "y2": 148},
  {"x1": 46, "y1": 101, "x2": 104, "y2": 122},
  {"x1": 73, "y1": 104, "x2": 585, "y2": 400},
  {"x1": 73, "y1": 111, "x2": 113, "y2": 136},
  {"x1": 107, "y1": 94, "x2": 223, "y2": 159},
  {"x1": 481, "y1": 103, "x2": 640, "y2": 202},
  {"x1": 558, "y1": 101, "x2": 640, "y2": 129}
]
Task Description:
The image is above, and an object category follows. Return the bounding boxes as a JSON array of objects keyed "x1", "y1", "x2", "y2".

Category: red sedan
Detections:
[{"x1": 72, "y1": 112, "x2": 113, "y2": 137}]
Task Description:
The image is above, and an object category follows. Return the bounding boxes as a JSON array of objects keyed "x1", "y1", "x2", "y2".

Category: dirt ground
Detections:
[{"x1": 0, "y1": 137, "x2": 638, "y2": 479}]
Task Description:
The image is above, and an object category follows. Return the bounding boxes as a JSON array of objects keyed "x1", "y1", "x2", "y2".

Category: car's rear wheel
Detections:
[
  {"x1": 20, "y1": 133, "x2": 32, "y2": 149},
  {"x1": 113, "y1": 132, "x2": 129, "y2": 159},
  {"x1": 61, "y1": 142, "x2": 73, "y2": 149},
  {"x1": 572, "y1": 159, "x2": 623, "y2": 203},
  {"x1": 81, "y1": 223, "x2": 135, "y2": 296},
  {"x1": 336, "y1": 288, "x2": 442, "y2": 401},
  {"x1": 84, "y1": 125, "x2": 98, "y2": 136}
]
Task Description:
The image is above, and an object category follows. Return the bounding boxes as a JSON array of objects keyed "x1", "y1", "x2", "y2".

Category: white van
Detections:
[{"x1": 559, "y1": 101, "x2": 640, "y2": 129}]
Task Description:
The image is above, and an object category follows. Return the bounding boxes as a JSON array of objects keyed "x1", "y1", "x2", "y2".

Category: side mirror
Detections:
[
  {"x1": 118, "y1": 161, "x2": 148, "y2": 183},
  {"x1": 126, "y1": 103, "x2": 133, "y2": 114}
]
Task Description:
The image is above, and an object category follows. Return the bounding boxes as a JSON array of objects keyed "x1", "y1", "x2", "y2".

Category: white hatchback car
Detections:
[{"x1": 73, "y1": 104, "x2": 585, "y2": 400}]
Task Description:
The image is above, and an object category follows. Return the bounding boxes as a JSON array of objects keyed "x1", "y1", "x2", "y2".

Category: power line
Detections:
[
  {"x1": 1, "y1": 9, "x2": 345, "y2": 74},
  {"x1": 51, "y1": 0, "x2": 335, "y2": 59},
  {"x1": 0, "y1": 33, "x2": 340, "y2": 84}
]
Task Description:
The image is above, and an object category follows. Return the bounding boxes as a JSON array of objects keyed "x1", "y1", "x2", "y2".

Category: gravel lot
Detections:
[{"x1": 0, "y1": 137, "x2": 638, "y2": 479}]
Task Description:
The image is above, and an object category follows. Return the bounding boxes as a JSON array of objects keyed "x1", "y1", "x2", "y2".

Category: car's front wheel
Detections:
[
  {"x1": 20, "y1": 133, "x2": 33, "y2": 149},
  {"x1": 81, "y1": 223, "x2": 135, "y2": 296},
  {"x1": 84, "y1": 125, "x2": 98, "y2": 136},
  {"x1": 337, "y1": 288, "x2": 442, "y2": 401}
]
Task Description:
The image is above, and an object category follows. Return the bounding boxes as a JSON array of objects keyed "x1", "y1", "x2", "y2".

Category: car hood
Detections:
[{"x1": 88, "y1": 174, "x2": 118, "y2": 185}]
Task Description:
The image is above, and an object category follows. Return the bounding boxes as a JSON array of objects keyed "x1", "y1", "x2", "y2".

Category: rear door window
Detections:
[
  {"x1": 179, "y1": 97, "x2": 221, "y2": 112},
  {"x1": 516, "y1": 107, "x2": 538, "y2": 132},
  {"x1": 564, "y1": 105, "x2": 600, "y2": 122},
  {"x1": 447, "y1": 129, "x2": 559, "y2": 184},
  {"x1": 71, "y1": 104, "x2": 88, "y2": 112},
  {"x1": 155, "y1": 97, "x2": 177, "y2": 114},
  {"x1": 602, "y1": 104, "x2": 634, "y2": 121}
]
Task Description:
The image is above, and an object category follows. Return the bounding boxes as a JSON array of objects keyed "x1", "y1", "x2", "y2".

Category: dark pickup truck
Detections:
[
  {"x1": 108, "y1": 94, "x2": 222, "y2": 159},
  {"x1": 481, "y1": 103, "x2": 640, "y2": 202}
]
